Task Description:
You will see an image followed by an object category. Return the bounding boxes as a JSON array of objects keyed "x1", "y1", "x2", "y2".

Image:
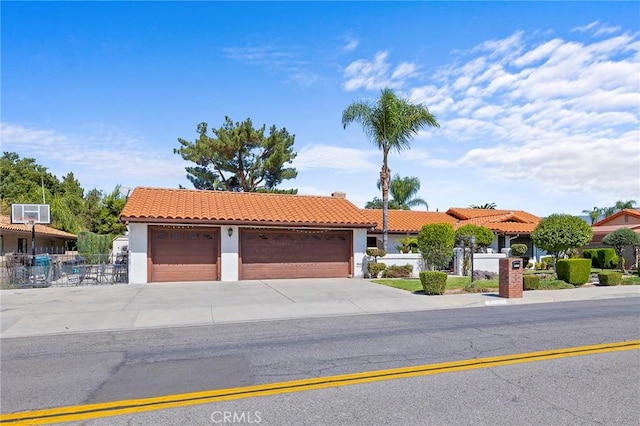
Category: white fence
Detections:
[{"x1": 366, "y1": 249, "x2": 508, "y2": 278}]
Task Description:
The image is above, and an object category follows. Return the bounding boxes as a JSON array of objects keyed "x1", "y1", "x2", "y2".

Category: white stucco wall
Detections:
[
  {"x1": 128, "y1": 223, "x2": 148, "y2": 284},
  {"x1": 353, "y1": 228, "x2": 368, "y2": 278},
  {"x1": 221, "y1": 226, "x2": 239, "y2": 281},
  {"x1": 377, "y1": 253, "x2": 424, "y2": 277}
]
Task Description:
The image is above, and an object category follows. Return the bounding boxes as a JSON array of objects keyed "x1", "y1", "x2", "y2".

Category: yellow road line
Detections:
[{"x1": 2, "y1": 340, "x2": 638, "y2": 425}]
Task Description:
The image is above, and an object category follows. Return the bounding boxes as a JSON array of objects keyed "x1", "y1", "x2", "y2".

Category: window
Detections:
[
  {"x1": 367, "y1": 236, "x2": 378, "y2": 248},
  {"x1": 18, "y1": 238, "x2": 28, "y2": 253}
]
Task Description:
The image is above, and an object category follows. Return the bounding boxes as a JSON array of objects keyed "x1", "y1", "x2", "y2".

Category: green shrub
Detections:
[
  {"x1": 366, "y1": 248, "x2": 386, "y2": 261},
  {"x1": 367, "y1": 262, "x2": 387, "y2": 278},
  {"x1": 597, "y1": 271, "x2": 622, "y2": 286},
  {"x1": 582, "y1": 249, "x2": 597, "y2": 267},
  {"x1": 382, "y1": 264, "x2": 413, "y2": 278},
  {"x1": 510, "y1": 244, "x2": 527, "y2": 257},
  {"x1": 523, "y1": 275, "x2": 540, "y2": 290},
  {"x1": 557, "y1": 259, "x2": 591, "y2": 286},
  {"x1": 419, "y1": 271, "x2": 448, "y2": 295},
  {"x1": 596, "y1": 248, "x2": 618, "y2": 269}
]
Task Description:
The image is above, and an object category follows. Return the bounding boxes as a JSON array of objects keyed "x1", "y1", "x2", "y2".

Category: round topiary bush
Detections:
[
  {"x1": 510, "y1": 244, "x2": 527, "y2": 257},
  {"x1": 419, "y1": 271, "x2": 448, "y2": 295}
]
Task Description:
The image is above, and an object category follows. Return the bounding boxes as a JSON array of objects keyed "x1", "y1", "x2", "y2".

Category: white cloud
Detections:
[
  {"x1": 293, "y1": 144, "x2": 378, "y2": 173},
  {"x1": 1, "y1": 123, "x2": 188, "y2": 191},
  {"x1": 349, "y1": 26, "x2": 640, "y2": 204},
  {"x1": 342, "y1": 36, "x2": 359, "y2": 52},
  {"x1": 342, "y1": 51, "x2": 419, "y2": 91},
  {"x1": 572, "y1": 21, "x2": 621, "y2": 36},
  {"x1": 223, "y1": 44, "x2": 320, "y2": 87}
]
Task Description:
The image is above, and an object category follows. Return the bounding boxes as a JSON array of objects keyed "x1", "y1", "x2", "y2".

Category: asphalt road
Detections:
[{"x1": 1, "y1": 298, "x2": 639, "y2": 425}]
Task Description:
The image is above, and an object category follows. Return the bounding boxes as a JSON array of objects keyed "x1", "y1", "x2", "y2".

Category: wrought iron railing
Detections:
[{"x1": 1, "y1": 252, "x2": 128, "y2": 289}]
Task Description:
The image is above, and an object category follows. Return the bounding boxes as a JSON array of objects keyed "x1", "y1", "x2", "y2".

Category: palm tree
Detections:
[
  {"x1": 601, "y1": 200, "x2": 637, "y2": 218},
  {"x1": 581, "y1": 207, "x2": 602, "y2": 225},
  {"x1": 469, "y1": 203, "x2": 497, "y2": 209},
  {"x1": 342, "y1": 88, "x2": 439, "y2": 250},
  {"x1": 387, "y1": 175, "x2": 428, "y2": 210},
  {"x1": 614, "y1": 199, "x2": 637, "y2": 211}
]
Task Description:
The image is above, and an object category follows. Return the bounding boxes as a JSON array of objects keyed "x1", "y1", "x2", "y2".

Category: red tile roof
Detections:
[
  {"x1": 0, "y1": 215, "x2": 77, "y2": 239},
  {"x1": 447, "y1": 208, "x2": 541, "y2": 235},
  {"x1": 360, "y1": 208, "x2": 541, "y2": 235},
  {"x1": 446, "y1": 207, "x2": 541, "y2": 223},
  {"x1": 120, "y1": 187, "x2": 376, "y2": 228},
  {"x1": 360, "y1": 209, "x2": 456, "y2": 233}
]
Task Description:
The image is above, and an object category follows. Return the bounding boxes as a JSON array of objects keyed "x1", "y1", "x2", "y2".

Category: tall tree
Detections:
[
  {"x1": 469, "y1": 203, "x2": 497, "y2": 209},
  {"x1": 365, "y1": 175, "x2": 428, "y2": 210},
  {"x1": 581, "y1": 206, "x2": 602, "y2": 224},
  {"x1": 342, "y1": 88, "x2": 439, "y2": 250},
  {"x1": 600, "y1": 200, "x2": 637, "y2": 218},
  {"x1": 175, "y1": 117, "x2": 298, "y2": 192},
  {"x1": 0, "y1": 152, "x2": 59, "y2": 213},
  {"x1": 388, "y1": 175, "x2": 428, "y2": 210},
  {"x1": 531, "y1": 214, "x2": 593, "y2": 273},
  {"x1": 95, "y1": 186, "x2": 127, "y2": 236}
]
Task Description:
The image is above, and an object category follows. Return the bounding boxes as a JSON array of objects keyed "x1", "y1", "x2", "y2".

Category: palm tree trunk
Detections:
[{"x1": 380, "y1": 161, "x2": 390, "y2": 252}]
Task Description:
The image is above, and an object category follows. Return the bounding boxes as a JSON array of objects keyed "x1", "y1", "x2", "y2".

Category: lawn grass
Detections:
[
  {"x1": 621, "y1": 275, "x2": 640, "y2": 285},
  {"x1": 373, "y1": 275, "x2": 579, "y2": 292},
  {"x1": 373, "y1": 276, "x2": 498, "y2": 293}
]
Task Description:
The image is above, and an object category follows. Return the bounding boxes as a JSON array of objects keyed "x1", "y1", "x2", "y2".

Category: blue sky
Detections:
[{"x1": 2, "y1": 1, "x2": 639, "y2": 217}]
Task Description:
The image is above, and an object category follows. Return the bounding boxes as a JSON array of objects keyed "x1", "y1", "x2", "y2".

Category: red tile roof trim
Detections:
[
  {"x1": 120, "y1": 187, "x2": 377, "y2": 228},
  {"x1": 0, "y1": 215, "x2": 77, "y2": 239}
]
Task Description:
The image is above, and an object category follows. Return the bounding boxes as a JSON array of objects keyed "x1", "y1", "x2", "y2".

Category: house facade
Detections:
[
  {"x1": 0, "y1": 215, "x2": 77, "y2": 256},
  {"x1": 587, "y1": 209, "x2": 640, "y2": 268},
  {"x1": 361, "y1": 208, "x2": 542, "y2": 259},
  {"x1": 120, "y1": 187, "x2": 376, "y2": 283}
]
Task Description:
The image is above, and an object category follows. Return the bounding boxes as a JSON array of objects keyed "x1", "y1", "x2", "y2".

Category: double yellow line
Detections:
[{"x1": 2, "y1": 340, "x2": 638, "y2": 425}]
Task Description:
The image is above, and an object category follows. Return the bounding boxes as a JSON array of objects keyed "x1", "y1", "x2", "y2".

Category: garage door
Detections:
[
  {"x1": 240, "y1": 229, "x2": 351, "y2": 280},
  {"x1": 150, "y1": 228, "x2": 219, "y2": 282}
]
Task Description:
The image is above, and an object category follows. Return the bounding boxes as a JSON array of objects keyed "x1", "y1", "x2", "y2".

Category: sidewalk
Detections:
[{"x1": 1, "y1": 278, "x2": 639, "y2": 338}]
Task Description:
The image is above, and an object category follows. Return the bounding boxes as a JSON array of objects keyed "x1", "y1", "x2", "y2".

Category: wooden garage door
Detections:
[
  {"x1": 240, "y1": 229, "x2": 351, "y2": 280},
  {"x1": 150, "y1": 228, "x2": 219, "y2": 282}
]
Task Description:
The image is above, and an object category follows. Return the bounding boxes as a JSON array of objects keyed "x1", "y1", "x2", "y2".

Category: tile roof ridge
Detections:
[{"x1": 134, "y1": 186, "x2": 348, "y2": 200}]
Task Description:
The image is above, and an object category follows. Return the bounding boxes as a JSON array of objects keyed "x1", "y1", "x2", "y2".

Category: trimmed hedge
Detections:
[
  {"x1": 523, "y1": 275, "x2": 541, "y2": 290},
  {"x1": 597, "y1": 271, "x2": 622, "y2": 286},
  {"x1": 557, "y1": 258, "x2": 591, "y2": 286},
  {"x1": 419, "y1": 271, "x2": 448, "y2": 295},
  {"x1": 583, "y1": 248, "x2": 618, "y2": 269},
  {"x1": 367, "y1": 262, "x2": 387, "y2": 278},
  {"x1": 382, "y1": 264, "x2": 413, "y2": 278}
]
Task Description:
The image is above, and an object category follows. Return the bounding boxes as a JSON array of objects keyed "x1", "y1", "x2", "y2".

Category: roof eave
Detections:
[{"x1": 121, "y1": 217, "x2": 375, "y2": 229}]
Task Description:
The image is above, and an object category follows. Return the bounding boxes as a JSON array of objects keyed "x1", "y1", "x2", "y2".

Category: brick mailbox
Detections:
[{"x1": 499, "y1": 257, "x2": 523, "y2": 298}]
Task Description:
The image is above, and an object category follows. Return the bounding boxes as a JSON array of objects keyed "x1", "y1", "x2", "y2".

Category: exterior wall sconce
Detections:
[{"x1": 228, "y1": 227, "x2": 233, "y2": 237}]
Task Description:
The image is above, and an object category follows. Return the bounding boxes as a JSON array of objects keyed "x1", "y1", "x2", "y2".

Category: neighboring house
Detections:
[
  {"x1": 0, "y1": 215, "x2": 77, "y2": 256},
  {"x1": 119, "y1": 187, "x2": 376, "y2": 283},
  {"x1": 361, "y1": 208, "x2": 542, "y2": 259},
  {"x1": 587, "y1": 209, "x2": 640, "y2": 268},
  {"x1": 359, "y1": 209, "x2": 456, "y2": 253},
  {"x1": 445, "y1": 208, "x2": 542, "y2": 259}
]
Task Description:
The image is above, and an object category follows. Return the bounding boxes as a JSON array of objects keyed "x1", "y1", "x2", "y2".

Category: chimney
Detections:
[{"x1": 331, "y1": 191, "x2": 346, "y2": 198}]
